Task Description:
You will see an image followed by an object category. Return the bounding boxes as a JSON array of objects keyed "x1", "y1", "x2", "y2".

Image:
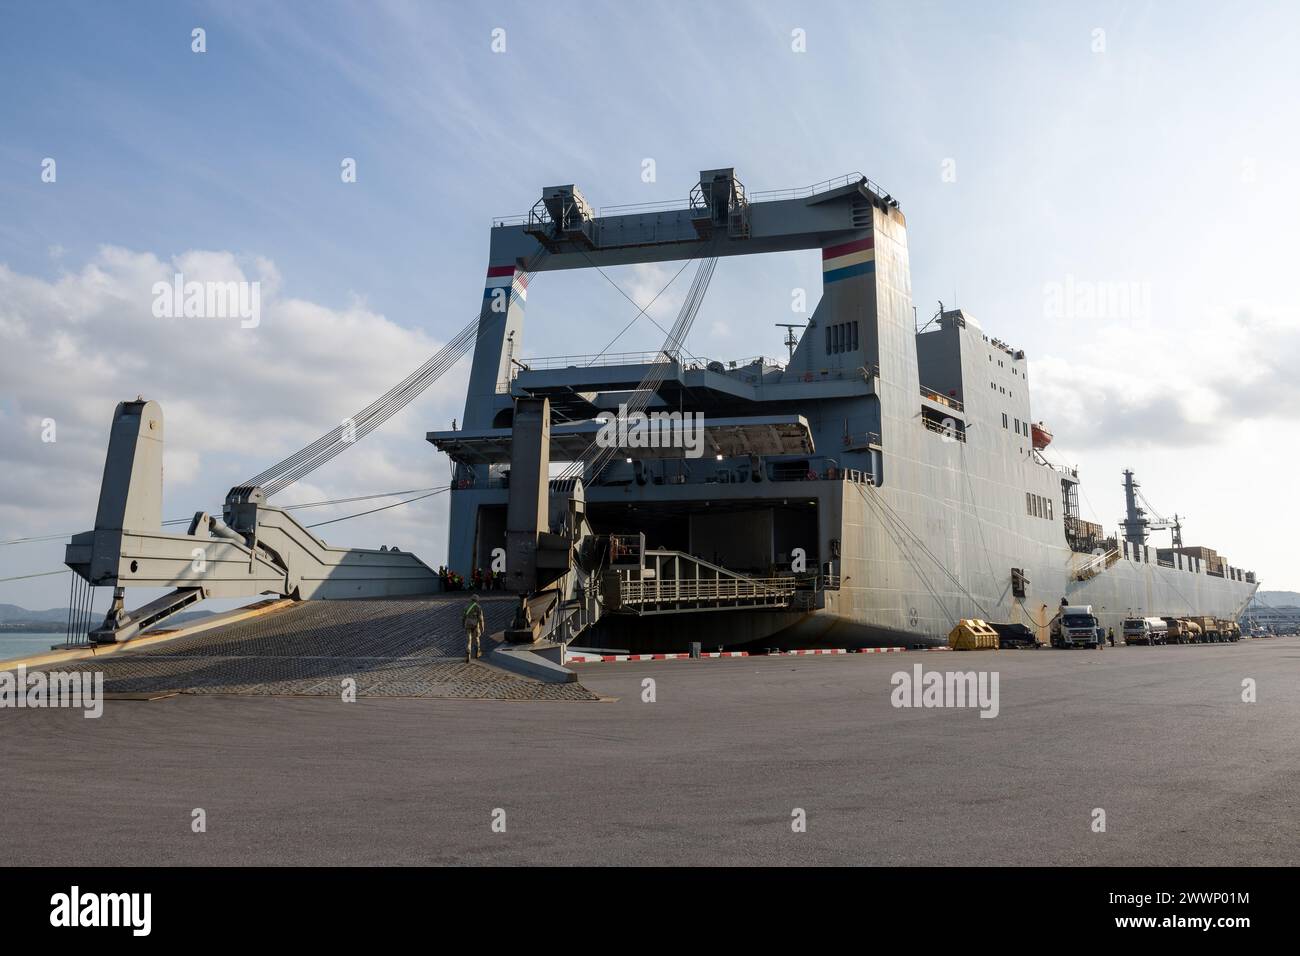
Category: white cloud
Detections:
[
  {"x1": 1033, "y1": 305, "x2": 1300, "y2": 450},
  {"x1": 0, "y1": 247, "x2": 465, "y2": 605}
]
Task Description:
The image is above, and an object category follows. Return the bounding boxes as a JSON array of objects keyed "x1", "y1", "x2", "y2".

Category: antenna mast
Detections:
[{"x1": 774, "y1": 322, "x2": 805, "y2": 362}]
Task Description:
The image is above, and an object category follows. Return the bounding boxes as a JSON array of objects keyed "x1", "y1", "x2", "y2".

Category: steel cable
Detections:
[{"x1": 242, "y1": 248, "x2": 550, "y2": 497}]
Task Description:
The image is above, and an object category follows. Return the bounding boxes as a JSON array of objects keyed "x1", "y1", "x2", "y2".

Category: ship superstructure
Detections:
[{"x1": 429, "y1": 168, "x2": 1257, "y2": 649}]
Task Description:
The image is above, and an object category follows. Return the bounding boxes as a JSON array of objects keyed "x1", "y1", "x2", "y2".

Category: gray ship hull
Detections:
[
  {"x1": 577, "y1": 476, "x2": 1256, "y2": 652},
  {"x1": 433, "y1": 169, "x2": 1259, "y2": 651}
]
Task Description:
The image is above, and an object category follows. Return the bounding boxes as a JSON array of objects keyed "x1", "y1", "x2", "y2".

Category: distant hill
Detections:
[
  {"x1": 1253, "y1": 590, "x2": 1300, "y2": 608},
  {"x1": 0, "y1": 603, "x2": 214, "y2": 632},
  {"x1": 0, "y1": 603, "x2": 70, "y2": 625}
]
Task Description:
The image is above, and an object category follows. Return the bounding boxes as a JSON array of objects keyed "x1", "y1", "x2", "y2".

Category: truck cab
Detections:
[
  {"x1": 1124, "y1": 616, "x2": 1168, "y2": 645},
  {"x1": 1161, "y1": 616, "x2": 1192, "y2": 644},
  {"x1": 1052, "y1": 605, "x2": 1102, "y2": 649},
  {"x1": 1216, "y1": 619, "x2": 1241, "y2": 643}
]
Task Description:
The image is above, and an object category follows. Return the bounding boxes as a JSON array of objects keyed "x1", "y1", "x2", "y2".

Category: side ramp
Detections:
[{"x1": 45, "y1": 597, "x2": 597, "y2": 701}]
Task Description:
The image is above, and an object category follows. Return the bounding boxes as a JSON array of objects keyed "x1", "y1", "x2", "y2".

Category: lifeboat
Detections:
[{"x1": 1031, "y1": 421, "x2": 1053, "y2": 450}]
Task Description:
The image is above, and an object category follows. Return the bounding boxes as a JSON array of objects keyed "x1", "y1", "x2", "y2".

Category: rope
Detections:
[
  {"x1": 282, "y1": 487, "x2": 444, "y2": 511},
  {"x1": 851, "y1": 481, "x2": 959, "y2": 626},
  {"x1": 304, "y1": 487, "x2": 449, "y2": 529},
  {"x1": 242, "y1": 247, "x2": 550, "y2": 498},
  {"x1": 579, "y1": 251, "x2": 703, "y2": 365},
  {"x1": 560, "y1": 248, "x2": 719, "y2": 483},
  {"x1": 0, "y1": 569, "x2": 70, "y2": 583},
  {"x1": 1, "y1": 487, "x2": 456, "y2": 549},
  {"x1": 65, "y1": 571, "x2": 76, "y2": 644},
  {"x1": 851, "y1": 478, "x2": 992, "y2": 622}
]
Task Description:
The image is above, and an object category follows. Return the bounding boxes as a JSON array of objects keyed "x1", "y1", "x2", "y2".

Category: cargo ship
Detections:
[
  {"x1": 58, "y1": 167, "x2": 1256, "y2": 652},
  {"x1": 429, "y1": 168, "x2": 1259, "y2": 649}
]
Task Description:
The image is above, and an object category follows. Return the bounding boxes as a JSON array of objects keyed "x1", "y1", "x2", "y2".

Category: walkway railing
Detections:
[
  {"x1": 922, "y1": 416, "x2": 966, "y2": 442},
  {"x1": 618, "y1": 574, "x2": 799, "y2": 610},
  {"x1": 610, "y1": 549, "x2": 801, "y2": 615},
  {"x1": 493, "y1": 172, "x2": 891, "y2": 227},
  {"x1": 512, "y1": 351, "x2": 784, "y2": 374},
  {"x1": 920, "y1": 385, "x2": 964, "y2": 412},
  {"x1": 1075, "y1": 548, "x2": 1121, "y2": 581}
]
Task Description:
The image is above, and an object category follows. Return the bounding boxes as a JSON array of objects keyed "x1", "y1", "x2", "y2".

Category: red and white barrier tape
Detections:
[
  {"x1": 565, "y1": 651, "x2": 751, "y2": 664},
  {"x1": 567, "y1": 645, "x2": 953, "y2": 663}
]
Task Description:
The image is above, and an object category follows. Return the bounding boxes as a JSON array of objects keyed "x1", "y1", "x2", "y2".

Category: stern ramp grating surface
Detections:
[{"x1": 52, "y1": 598, "x2": 598, "y2": 702}]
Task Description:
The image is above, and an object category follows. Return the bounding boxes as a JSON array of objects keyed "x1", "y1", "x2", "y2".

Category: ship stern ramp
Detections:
[{"x1": 27, "y1": 597, "x2": 597, "y2": 700}]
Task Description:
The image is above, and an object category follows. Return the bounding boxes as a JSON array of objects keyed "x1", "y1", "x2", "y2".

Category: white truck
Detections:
[{"x1": 1051, "y1": 604, "x2": 1103, "y2": 649}]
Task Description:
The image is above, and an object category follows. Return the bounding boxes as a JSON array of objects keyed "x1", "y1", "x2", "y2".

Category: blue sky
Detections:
[{"x1": 3, "y1": 0, "x2": 1299, "y2": 608}]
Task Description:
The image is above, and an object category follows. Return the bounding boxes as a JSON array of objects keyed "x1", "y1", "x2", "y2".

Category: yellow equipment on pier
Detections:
[{"x1": 948, "y1": 619, "x2": 999, "y2": 651}]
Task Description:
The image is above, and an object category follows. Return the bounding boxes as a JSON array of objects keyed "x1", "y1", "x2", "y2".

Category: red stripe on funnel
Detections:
[{"x1": 822, "y1": 237, "x2": 873, "y2": 260}]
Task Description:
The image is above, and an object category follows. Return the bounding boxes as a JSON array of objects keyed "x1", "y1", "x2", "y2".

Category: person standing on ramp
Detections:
[{"x1": 463, "y1": 595, "x2": 486, "y2": 663}]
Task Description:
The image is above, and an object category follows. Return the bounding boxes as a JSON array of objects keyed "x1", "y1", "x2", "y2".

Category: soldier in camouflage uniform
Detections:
[{"x1": 463, "y1": 595, "x2": 485, "y2": 663}]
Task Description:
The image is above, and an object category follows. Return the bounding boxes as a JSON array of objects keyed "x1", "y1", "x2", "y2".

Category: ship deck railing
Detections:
[
  {"x1": 920, "y1": 385, "x2": 964, "y2": 412},
  {"x1": 616, "y1": 574, "x2": 801, "y2": 613},
  {"x1": 499, "y1": 355, "x2": 882, "y2": 395},
  {"x1": 922, "y1": 415, "x2": 967, "y2": 442},
  {"x1": 491, "y1": 172, "x2": 883, "y2": 227},
  {"x1": 747, "y1": 171, "x2": 885, "y2": 205},
  {"x1": 1075, "y1": 547, "x2": 1122, "y2": 581},
  {"x1": 509, "y1": 351, "x2": 786, "y2": 373},
  {"x1": 452, "y1": 456, "x2": 872, "y2": 492},
  {"x1": 607, "y1": 549, "x2": 831, "y2": 615}
]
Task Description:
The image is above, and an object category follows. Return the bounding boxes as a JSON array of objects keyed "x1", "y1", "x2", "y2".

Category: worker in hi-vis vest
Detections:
[{"x1": 463, "y1": 595, "x2": 486, "y2": 662}]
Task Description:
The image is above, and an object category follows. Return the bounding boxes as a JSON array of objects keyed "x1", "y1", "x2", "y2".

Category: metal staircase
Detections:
[
  {"x1": 601, "y1": 536, "x2": 800, "y2": 615},
  {"x1": 1074, "y1": 547, "x2": 1121, "y2": 581}
]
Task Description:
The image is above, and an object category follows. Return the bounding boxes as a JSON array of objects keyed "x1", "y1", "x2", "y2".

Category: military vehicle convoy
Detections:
[{"x1": 1135, "y1": 615, "x2": 1240, "y2": 645}]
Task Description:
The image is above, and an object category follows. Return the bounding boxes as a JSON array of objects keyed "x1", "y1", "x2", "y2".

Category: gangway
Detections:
[
  {"x1": 601, "y1": 539, "x2": 802, "y2": 615},
  {"x1": 1074, "y1": 547, "x2": 1121, "y2": 582}
]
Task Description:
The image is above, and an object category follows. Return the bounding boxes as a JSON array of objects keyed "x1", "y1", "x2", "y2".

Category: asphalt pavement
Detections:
[{"x1": 1, "y1": 637, "x2": 1295, "y2": 865}]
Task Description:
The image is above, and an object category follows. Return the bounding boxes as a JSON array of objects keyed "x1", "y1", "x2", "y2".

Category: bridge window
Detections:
[{"x1": 1025, "y1": 492, "x2": 1053, "y2": 519}]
